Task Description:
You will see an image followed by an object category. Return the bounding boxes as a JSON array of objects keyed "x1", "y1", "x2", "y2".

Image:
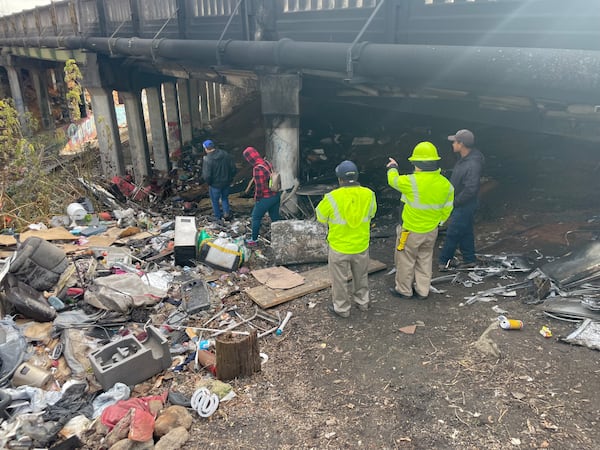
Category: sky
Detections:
[{"x1": 0, "y1": 0, "x2": 52, "y2": 16}]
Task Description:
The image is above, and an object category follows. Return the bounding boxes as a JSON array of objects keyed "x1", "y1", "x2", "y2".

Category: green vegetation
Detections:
[
  {"x1": 0, "y1": 99, "x2": 89, "y2": 231},
  {"x1": 64, "y1": 59, "x2": 83, "y2": 122}
]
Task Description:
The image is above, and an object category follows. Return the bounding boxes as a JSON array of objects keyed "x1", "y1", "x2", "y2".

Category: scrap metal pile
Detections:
[{"x1": 432, "y1": 241, "x2": 600, "y2": 350}]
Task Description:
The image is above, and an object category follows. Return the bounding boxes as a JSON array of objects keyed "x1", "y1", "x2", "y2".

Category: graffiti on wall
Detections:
[{"x1": 60, "y1": 104, "x2": 126, "y2": 154}]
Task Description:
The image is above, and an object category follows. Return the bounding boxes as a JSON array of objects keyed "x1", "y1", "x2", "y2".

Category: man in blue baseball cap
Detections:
[
  {"x1": 201, "y1": 139, "x2": 237, "y2": 222},
  {"x1": 316, "y1": 160, "x2": 377, "y2": 318}
]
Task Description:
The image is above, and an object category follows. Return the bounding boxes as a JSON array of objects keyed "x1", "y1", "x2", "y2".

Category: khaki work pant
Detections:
[
  {"x1": 329, "y1": 247, "x2": 370, "y2": 315},
  {"x1": 394, "y1": 225, "x2": 438, "y2": 297}
]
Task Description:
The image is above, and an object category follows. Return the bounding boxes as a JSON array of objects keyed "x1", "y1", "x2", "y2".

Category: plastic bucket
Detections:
[
  {"x1": 67, "y1": 203, "x2": 87, "y2": 221},
  {"x1": 12, "y1": 362, "x2": 51, "y2": 388}
]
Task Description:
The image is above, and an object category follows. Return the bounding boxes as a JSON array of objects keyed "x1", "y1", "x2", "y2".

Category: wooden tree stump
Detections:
[{"x1": 215, "y1": 330, "x2": 261, "y2": 381}]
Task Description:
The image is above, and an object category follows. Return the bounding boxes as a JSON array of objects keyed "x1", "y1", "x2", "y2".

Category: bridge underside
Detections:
[{"x1": 3, "y1": 23, "x2": 600, "y2": 142}]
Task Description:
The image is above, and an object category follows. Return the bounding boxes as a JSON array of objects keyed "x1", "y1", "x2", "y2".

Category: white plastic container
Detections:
[
  {"x1": 198, "y1": 238, "x2": 241, "y2": 271},
  {"x1": 67, "y1": 203, "x2": 87, "y2": 221},
  {"x1": 12, "y1": 362, "x2": 51, "y2": 388},
  {"x1": 174, "y1": 216, "x2": 197, "y2": 266}
]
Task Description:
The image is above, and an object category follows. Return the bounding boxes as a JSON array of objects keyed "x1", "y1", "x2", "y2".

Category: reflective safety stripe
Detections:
[
  {"x1": 325, "y1": 193, "x2": 346, "y2": 224},
  {"x1": 368, "y1": 193, "x2": 376, "y2": 219},
  {"x1": 325, "y1": 193, "x2": 373, "y2": 225},
  {"x1": 400, "y1": 175, "x2": 454, "y2": 210}
]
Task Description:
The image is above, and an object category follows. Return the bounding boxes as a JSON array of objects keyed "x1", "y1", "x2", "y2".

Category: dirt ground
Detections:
[
  {"x1": 129, "y1": 101, "x2": 600, "y2": 450},
  {"x1": 155, "y1": 204, "x2": 598, "y2": 450}
]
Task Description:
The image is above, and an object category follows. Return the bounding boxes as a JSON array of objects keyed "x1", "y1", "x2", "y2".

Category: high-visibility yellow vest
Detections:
[
  {"x1": 387, "y1": 168, "x2": 454, "y2": 233},
  {"x1": 316, "y1": 185, "x2": 377, "y2": 254}
]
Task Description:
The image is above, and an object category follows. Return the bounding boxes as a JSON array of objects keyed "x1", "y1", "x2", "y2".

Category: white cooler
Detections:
[{"x1": 174, "y1": 216, "x2": 198, "y2": 266}]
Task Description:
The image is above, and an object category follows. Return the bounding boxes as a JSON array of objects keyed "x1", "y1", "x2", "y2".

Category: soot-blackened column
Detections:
[
  {"x1": 259, "y1": 73, "x2": 300, "y2": 195},
  {"x1": 163, "y1": 81, "x2": 183, "y2": 163},
  {"x1": 177, "y1": 79, "x2": 193, "y2": 146},
  {"x1": 145, "y1": 86, "x2": 170, "y2": 174}
]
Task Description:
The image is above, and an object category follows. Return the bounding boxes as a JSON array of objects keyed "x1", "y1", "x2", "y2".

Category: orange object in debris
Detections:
[
  {"x1": 196, "y1": 350, "x2": 217, "y2": 375},
  {"x1": 99, "y1": 211, "x2": 112, "y2": 221}
]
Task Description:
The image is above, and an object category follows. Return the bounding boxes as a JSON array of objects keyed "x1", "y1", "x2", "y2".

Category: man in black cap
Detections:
[
  {"x1": 316, "y1": 160, "x2": 377, "y2": 318},
  {"x1": 438, "y1": 129, "x2": 485, "y2": 271},
  {"x1": 201, "y1": 139, "x2": 237, "y2": 222}
]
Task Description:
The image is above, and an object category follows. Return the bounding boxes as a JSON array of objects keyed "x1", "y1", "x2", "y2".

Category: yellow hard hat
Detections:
[{"x1": 408, "y1": 141, "x2": 441, "y2": 161}]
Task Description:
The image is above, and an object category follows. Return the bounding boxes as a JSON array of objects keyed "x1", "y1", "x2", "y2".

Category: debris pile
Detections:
[{"x1": 0, "y1": 164, "x2": 390, "y2": 449}]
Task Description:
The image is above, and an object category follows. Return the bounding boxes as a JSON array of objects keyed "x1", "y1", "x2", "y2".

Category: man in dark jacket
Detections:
[
  {"x1": 438, "y1": 129, "x2": 485, "y2": 271},
  {"x1": 201, "y1": 139, "x2": 237, "y2": 221}
]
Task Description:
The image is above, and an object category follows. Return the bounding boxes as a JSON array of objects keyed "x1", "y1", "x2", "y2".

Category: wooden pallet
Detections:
[{"x1": 246, "y1": 259, "x2": 387, "y2": 309}]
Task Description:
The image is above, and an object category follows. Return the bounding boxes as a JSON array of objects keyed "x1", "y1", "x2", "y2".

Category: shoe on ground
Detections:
[
  {"x1": 458, "y1": 261, "x2": 477, "y2": 269},
  {"x1": 223, "y1": 213, "x2": 233, "y2": 222},
  {"x1": 415, "y1": 293, "x2": 428, "y2": 300},
  {"x1": 356, "y1": 303, "x2": 370, "y2": 312},
  {"x1": 327, "y1": 303, "x2": 349, "y2": 318},
  {"x1": 245, "y1": 239, "x2": 258, "y2": 248},
  {"x1": 438, "y1": 262, "x2": 457, "y2": 272},
  {"x1": 388, "y1": 287, "x2": 413, "y2": 299}
]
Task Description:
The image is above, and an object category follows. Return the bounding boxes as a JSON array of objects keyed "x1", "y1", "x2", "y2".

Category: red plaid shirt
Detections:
[{"x1": 253, "y1": 161, "x2": 277, "y2": 200}]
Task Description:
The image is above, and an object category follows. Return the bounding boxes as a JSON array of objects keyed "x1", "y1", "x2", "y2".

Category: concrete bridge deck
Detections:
[{"x1": 1, "y1": 0, "x2": 599, "y2": 182}]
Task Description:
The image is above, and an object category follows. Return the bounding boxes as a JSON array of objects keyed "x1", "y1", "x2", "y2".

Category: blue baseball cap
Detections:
[
  {"x1": 335, "y1": 160, "x2": 359, "y2": 181},
  {"x1": 203, "y1": 139, "x2": 214, "y2": 149}
]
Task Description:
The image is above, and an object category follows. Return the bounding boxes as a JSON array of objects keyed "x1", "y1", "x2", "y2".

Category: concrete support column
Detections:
[
  {"x1": 259, "y1": 73, "x2": 301, "y2": 193},
  {"x1": 163, "y1": 82, "x2": 182, "y2": 162},
  {"x1": 88, "y1": 87, "x2": 125, "y2": 177},
  {"x1": 189, "y1": 79, "x2": 201, "y2": 136},
  {"x1": 207, "y1": 82, "x2": 218, "y2": 120},
  {"x1": 145, "y1": 86, "x2": 170, "y2": 173},
  {"x1": 213, "y1": 82, "x2": 222, "y2": 118},
  {"x1": 122, "y1": 90, "x2": 152, "y2": 183},
  {"x1": 177, "y1": 79, "x2": 193, "y2": 146},
  {"x1": 199, "y1": 81, "x2": 210, "y2": 125},
  {"x1": 6, "y1": 66, "x2": 26, "y2": 127},
  {"x1": 31, "y1": 69, "x2": 53, "y2": 129}
]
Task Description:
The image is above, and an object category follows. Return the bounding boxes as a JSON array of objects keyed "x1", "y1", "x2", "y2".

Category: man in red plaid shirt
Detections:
[{"x1": 243, "y1": 147, "x2": 281, "y2": 246}]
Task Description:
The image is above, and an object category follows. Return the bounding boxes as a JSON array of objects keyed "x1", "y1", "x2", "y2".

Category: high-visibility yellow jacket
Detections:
[
  {"x1": 387, "y1": 168, "x2": 454, "y2": 233},
  {"x1": 316, "y1": 184, "x2": 377, "y2": 254}
]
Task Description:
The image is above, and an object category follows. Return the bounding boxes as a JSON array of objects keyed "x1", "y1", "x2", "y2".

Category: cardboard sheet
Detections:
[
  {"x1": 0, "y1": 235, "x2": 17, "y2": 246},
  {"x1": 251, "y1": 266, "x2": 305, "y2": 290},
  {"x1": 246, "y1": 259, "x2": 386, "y2": 309},
  {"x1": 20, "y1": 227, "x2": 76, "y2": 241}
]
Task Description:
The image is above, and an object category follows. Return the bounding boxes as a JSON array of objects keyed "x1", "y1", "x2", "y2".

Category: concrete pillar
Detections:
[
  {"x1": 189, "y1": 79, "x2": 201, "y2": 136},
  {"x1": 259, "y1": 74, "x2": 301, "y2": 193},
  {"x1": 213, "y1": 82, "x2": 222, "y2": 118},
  {"x1": 199, "y1": 80, "x2": 210, "y2": 125},
  {"x1": 6, "y1": 66, "x2": 26, "y2": 128},
  {"x1": 31, "y1": 69, "x2": 53, "y2": 129},
  {"x1": 122, "y1": 90, "x2": 152, "y2": 183},
  {"x1": 163, "y1": 82, "x2": 182, "y2": 162},
  {"x1": 145, "y1": 86, "x2": 170, "y2": 173},
  {"x1": 207, "y1": 82, "x2": 217, "y2": 120},
  {"x1": 177, "y1": 79, "x2": 193, "y2": 146},
  {"x1": 88, "y1": 86, "x2": 125, "y2": 177}
]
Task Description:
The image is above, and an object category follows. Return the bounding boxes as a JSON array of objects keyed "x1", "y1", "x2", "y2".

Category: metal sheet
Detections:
[{"x1": 541, "y1": 242, "x2": 600, "y2": 287}]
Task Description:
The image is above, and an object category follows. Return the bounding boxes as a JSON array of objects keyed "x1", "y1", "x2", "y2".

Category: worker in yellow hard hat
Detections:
[{"x1": 387, "y1": 142, "x2": 454, "y2": 300}]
